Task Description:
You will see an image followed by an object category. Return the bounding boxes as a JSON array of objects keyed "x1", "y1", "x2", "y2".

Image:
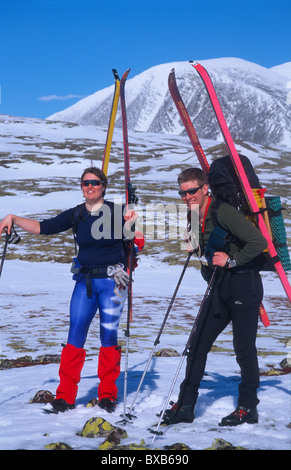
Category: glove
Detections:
[
  {"x1": 107, "y1": 264, "x2": 130, "y2": 287},
  {"x1": 134, "y1": 231, "x2": 145, "y2": 252},
  {"x1": 184, "y1": 227, "x2": 201, "y2": 256}
]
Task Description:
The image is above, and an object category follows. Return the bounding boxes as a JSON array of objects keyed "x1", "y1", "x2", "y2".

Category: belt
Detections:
[
  {"x1": 81, "y1": 267, "x2": 108, "y2": 276},
  {"x1": 81, "y1": 267, "x2": 109, "y2": 298}
]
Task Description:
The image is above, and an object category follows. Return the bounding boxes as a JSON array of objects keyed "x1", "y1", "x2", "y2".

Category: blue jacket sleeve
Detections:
[{"x1": 39, "y1": 208, "x2": 75, "y2": 235}]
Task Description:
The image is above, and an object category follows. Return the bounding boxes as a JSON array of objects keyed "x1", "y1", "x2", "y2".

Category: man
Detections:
[{"x1": 163, "y1": 167, "x2": 268, "y2": 426}]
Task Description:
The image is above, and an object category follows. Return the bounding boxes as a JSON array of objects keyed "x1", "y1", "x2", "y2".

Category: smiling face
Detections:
[
  {"x1": 81, "y1": 172, "x2": 105, "y2": 205},
  {"x1": 179, "y1": 179, "x2": 209, "y2": 212},
  {"x1": 177, "y1": 168, "x2": 209, "y2": 217}
]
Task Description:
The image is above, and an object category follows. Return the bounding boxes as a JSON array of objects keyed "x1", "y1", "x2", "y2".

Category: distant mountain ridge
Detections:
[{"x1": 48, "y1": 58, "x2": 291, "y2": 147}]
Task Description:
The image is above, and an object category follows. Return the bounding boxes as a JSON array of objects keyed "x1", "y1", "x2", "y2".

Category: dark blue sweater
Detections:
[{"x1": 39, "y1": 201, "x2": 127, "y2": 268}]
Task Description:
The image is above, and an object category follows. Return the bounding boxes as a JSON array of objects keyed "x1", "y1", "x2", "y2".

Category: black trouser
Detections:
[{"x1": 178, "y1": 270, "x2": 263, "y2": 409}]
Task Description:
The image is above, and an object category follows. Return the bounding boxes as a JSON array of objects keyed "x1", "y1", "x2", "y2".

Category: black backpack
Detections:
[
  {"x1": 208, "y1": 154, "x2": 261, "y2": 214},
  {"x1": 207, "y1": 154, "x2": 291, "y2": 272}
]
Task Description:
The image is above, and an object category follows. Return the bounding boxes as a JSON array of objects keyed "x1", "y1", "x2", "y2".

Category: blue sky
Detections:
[{"x1": 0, "y1": 0, "x2": 290, "y2": 119}]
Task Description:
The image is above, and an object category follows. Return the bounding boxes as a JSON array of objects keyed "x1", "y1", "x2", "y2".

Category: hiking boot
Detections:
[
  {"x1": 50, "y1": 398, "x2": 75, "y2": 413},
  {"x1": 219, "y1": 406, "x2": 258, "y2": 426},
  {"x1": 99, "y1": 397, "x2": 117, "y2": 413},
  {"x1": 162, "y1": 403, "x2": 195, "y2": 425}
]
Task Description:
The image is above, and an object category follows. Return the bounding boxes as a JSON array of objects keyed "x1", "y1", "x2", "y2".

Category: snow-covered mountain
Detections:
[{"x1": 48, "y1": 58, "x2": 291, "y2": 148}]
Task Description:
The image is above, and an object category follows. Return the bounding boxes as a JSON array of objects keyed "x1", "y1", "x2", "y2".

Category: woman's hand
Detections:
[
  {"x1": 123, "y1": 208, "x2": 138, "y2": 239},
  {"x1": 124, "y1": 208, "x2": 138, "y2": 223},
  {"x1": 0, "y1": 215, "x2": 14, "y2": 237}
]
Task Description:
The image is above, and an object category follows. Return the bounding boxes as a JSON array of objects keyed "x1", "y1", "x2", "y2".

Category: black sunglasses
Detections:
[
  {"x1": 178, "y1": 184, "x2": 204, "y2": 197},
  {"x1": 81, "y1": 179, "x2": 103, "y2": 187}
]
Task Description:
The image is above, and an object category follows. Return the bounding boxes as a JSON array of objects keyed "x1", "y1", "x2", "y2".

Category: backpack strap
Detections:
[
  {"x1": 72, "y1": 203, "x2": 86, "y2": 255},
  {"x1": 209, "y1": 199, "x2": 236, "y2": 245},
  {"x1": 204, "y1": 200, "x2": 233, "y2": 264},
  {"x1": 209, "y1": 199, "x2": 223, "y2": 227}
]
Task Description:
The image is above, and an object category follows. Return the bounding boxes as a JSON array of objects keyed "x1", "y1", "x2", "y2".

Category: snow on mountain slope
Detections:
[
  {"x1": 271, "y1": 61, "x2": 291, "y2": 79},
  {"x1": 48, "y1": 58, "x2": 291, "y2": 147}
]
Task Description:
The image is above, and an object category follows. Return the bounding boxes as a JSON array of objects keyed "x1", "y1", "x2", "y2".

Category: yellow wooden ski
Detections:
[{"x1": 102, "y1": 69, "x2": 121, "y2": 176}]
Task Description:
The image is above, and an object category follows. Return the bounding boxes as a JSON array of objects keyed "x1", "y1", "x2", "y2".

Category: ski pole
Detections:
[
  {"x1": 0, "y1": 232, "x2": 10, "y2": 279},
  {"x1": 128, "y1": 251, "x2": 193, "y2": 418},
  {"x1": 120, "y1": 241, "x2": 135, "y2": 423},
  {"x1": 0, "y1": 227, "x2": 21, "y2": 279},
  {"x1": 118, "y1": 68, "x2": 140, "y2": 422},
  {"x1": 151, "y1": 266, "x2": 218, "y2": 443}
]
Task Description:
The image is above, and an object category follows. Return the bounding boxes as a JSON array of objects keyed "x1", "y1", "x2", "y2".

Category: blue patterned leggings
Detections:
[{"x1": 67, "y1": 277, "x2": 127, "y2": 348}]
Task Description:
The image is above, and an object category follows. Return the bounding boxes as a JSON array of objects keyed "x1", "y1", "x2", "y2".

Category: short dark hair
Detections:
[
  {"x1": 81, "y1": 167, "x2": 108, "y2": 196},
  {"x1": 177, "y1": 168, "x2": 208, "y2": 186}
]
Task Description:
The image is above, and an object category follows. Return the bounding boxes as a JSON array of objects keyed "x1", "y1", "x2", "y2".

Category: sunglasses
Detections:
[
  {"x1": 81, "y1": 179, "x2": 103, "y2": 187},
  {"x1": 178, "y1": 184, "x2": 204, "y2": 197}
]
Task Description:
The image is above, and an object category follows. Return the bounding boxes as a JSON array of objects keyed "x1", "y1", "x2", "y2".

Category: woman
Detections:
[{"x1": 0, "y1": 167, "x2": 140, "y2": 413}]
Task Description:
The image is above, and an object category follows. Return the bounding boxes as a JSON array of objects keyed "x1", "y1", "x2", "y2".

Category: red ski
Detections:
[
  {"x1": 119, "y1": 67, "x2": 137, "y2": 319},
  {"x1": 120, "y1": 69, "x2": 138, "y2": 207},
  {"x1": 168, "y1": 69, "x2": 209, "y2": 174},
  {"x1": 191, "y1": 61, "x2": 291, "y2": 304}
]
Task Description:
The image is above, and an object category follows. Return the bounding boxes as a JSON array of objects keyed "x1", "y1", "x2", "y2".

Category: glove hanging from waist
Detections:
[{"x1": 107, "y1": 264, "x2": 130, "y2": 288}]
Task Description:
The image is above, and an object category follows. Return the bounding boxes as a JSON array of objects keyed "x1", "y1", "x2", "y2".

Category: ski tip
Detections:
[
  {"x1": 168, "y1": 69, "x2": 176, "y2": 87},
  {"x1": 121, "y1": 69, "x2": 131, "y2": 81},
  {"x1": 112, "y1": 69, "x2": 120, "y2": 80}
]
